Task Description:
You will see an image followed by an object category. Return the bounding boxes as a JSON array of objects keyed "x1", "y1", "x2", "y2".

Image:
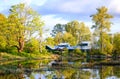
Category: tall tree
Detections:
[
  {"x1": 65, "y1": 20, "x2": 80, "y2": 39},
  {"x1": 0, "y1": 14, "x2": 7, "y2": 50},
  {"x1": 54, "y1": 32, "x2": 63, "y2": 45},
  {"x1": 45, "y1": 37, "x2": 55, "y2": 46},
  {"x1": 91, "y1": 6, "x2": 113, "y2": 53},
  {"x1": 113, "y1": 33, "x2": 120, "y2": 55},
  {"x1": 8, "y1": 3, "x2": 44, "y2": 52},
  {"x1": 62, "y1": 32, "x2": 76, "y2": 45},
  {"x1": 78, "y1": 22, "x2": 91, "y2": 43},
  {"x1": 51, "y1": 23, "x2": 65, "y2": 37},
  {"x1": 65, "y1": 20, "x2": 91, "y2": 44}
]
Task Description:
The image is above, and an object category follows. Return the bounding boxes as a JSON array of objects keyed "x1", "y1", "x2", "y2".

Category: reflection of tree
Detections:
[
  {"x1": 1, "y1": 74, "x2": 17, "y2": 79},
  {"x1": 71, "y1": 70, "x2": 91, "y2": 79},
  {"x1": 46, "y1": 71, "x2": 56, "y2": 79},
  {"x1": 100, "y1": 66, "x2": 113, "y2": 79},
  {"x1": 38, "y1": 71, "x2": 46, "y2": 79},
  {"x1": 113, "y1": 66, "x2": 120, "y2": 78},
  {"x1": 45, "y1": 70, "x2": 63, "y2": 79},
  {"x1": 62, "y1": 68, "x2": 75, "y2": 79}
]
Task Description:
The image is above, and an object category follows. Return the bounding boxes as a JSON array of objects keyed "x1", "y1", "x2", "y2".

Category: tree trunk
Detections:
[
  {"x1": 100, "y1": 31, "x2": 103, "y2": 53},
  {"x1": 18, "y1": 37, "x2": 24, "y2": 53}
]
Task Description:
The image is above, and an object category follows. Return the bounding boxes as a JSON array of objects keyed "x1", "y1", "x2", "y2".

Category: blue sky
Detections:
[{"x1": 0, "y1": 0, "x2": 120, "y2": 37}]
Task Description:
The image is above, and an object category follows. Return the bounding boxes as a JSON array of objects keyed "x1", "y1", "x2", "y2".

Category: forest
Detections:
[{"x1": 0, "y1": 3, "x2": 120, "y2": 59}]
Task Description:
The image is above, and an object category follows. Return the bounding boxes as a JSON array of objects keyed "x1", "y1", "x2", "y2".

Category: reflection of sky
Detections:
[
  {"x1": 29, "y1": 71, "x2": 64, "y2": 79},
  {"x1": 33, "y1": 73, "x2": 46, "y2": 79},
  {"x1": 106, "y1": 76, "x2": 117, "y2": 79},
  {"x1": 82, "y1": 69, "x2": 100, "y2": 79},
  {"x1": 24, "y1": 68, "x2": 117, "y2": 79}
]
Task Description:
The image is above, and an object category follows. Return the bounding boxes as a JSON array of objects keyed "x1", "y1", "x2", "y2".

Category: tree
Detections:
[
  {"x1": 62, "y1": 32, "x2": 76, "y2": 45},
  {"x1": 101, "y1": 32, "x2": 113, "y2": 55},
  {"x1": 113, "y1": 33, "x2": 120, "y2": 55},
  {"x1": 65, "y1": 20, "x2": 80, "y2": 39},
  {"x1": 65, "y1": 20, "x2": 91, "y2": 44},
  {"x1": 45, "y1": 37, "x2": 55, "y2": 46},
  {"x1": 0, "y1": 14, "x2": 7, "y2": 50},
  {"x1": 8, "y1": 3, "x2": 44, "y2": 52},
  {"x1": 78, "y1": 22, "x2": 91, "y2": 43},
  {"x1": 91, "y1": 6, "x2": 113, "y2": 53},
  {"x1": 24, "y1": 38, "x2": 40, "y2": 53},
  {"x1": 54, "y1": 32, "x2": 63, "y2": 45},
  {"x1": 51, "y1": 24, "x2": 65, "y2": 37}
]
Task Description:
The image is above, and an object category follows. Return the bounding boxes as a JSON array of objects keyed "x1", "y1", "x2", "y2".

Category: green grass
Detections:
[
  {"x1": 0, "y1": 52, "x2": 24, "y2": 60},
  {"x1": 0, "y1": 52, "x2": 59, "y2": 61}
]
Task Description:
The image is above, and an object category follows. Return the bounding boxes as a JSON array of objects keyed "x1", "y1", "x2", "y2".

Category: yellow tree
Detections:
[
  {"x1": 62, "y1": 32, "x2": 76, "y2": 45},
  {"x1": 9, "y1": 3, "x2": 44, "y2": 52},
  {"x1": 0, "y1": 14, "x2": 7, "y2": 50},
  {"x1": 65, "y1": 20, "x2": 80, "y2": 40},
  {"x1": 54, "y1": 32, "x2": 63, "y2": 45},
  {"x1": 113, "y1": 33, "x2": 120, "y2": 55},
  {"x1": 65, "y1": 20, "x2": 91, "y2": 44},
  {"x1": 78, "y1": 22, "x2": 91, "y2": 43},
  {"x1": 91, "y1": 6, "x2": 113, "y2": 54}
]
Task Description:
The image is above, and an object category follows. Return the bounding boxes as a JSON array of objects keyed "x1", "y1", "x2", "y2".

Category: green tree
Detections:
[
  {"x1": 91, "y1": 6, "x2": 113, "y2": 54},
  {"x1": 65, "y1": 20, "x2": 91, "y2": 44},
  {"x1": 54, "y1": 32, "x2": 63, "y2": 45},
  {"x1": 45, "y1": 37, "x2": 55, "y2": 46},
  {"x1": 62, "y1": 32, "x2": 76, "y2": 45},
  {"x1": 51, "y1": 23, "x2": 65, "y2": 37},
  {"x1": 101, "y1": 32, "x2": 113, "y2": 55},
  {"x1": 0, "y1": 13, "x2": 7, "y2": 50},
  {"x1": 8, "y1": 3, "x2": 44, "y2": 52},
  {"x1": 65, "y1": 20, "x2": 80, "y2": 40},
  {"x1": 24, "y1": 38, "x2": 40, "y2": 53},
  {"x1": 113, "y1": 33, "x2": 120, "y2": 55},
  {"x1": 78, "y1": 22, "x2": 91, "y2": 43}
]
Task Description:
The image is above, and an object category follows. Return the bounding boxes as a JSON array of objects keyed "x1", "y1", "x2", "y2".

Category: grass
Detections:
[
  {"x1": 0, "y1": 52, "x2": 24, "y2": 60},
  {"x1": 0, "y1": 52, "x2": 59, "y2": 61}
]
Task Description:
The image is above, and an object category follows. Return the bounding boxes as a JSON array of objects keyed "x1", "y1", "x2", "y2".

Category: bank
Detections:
[{"x1": 0, "y1": 52, "x2": 59, "y2": 61}]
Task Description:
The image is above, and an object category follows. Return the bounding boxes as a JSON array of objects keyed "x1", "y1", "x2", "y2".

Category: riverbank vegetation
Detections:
[{"x1": 0, "y1": 3, "x2": 120, "y2": 60}]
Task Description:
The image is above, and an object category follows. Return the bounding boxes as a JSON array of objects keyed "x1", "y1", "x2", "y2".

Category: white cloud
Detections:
[
  {"x1": 22, "y1": 0, "x2": 32, "y2": 5},
  {"x1": 59, "y1": 0, "x2": 86, "y2": 13},
  {"x1": 33, "y1": 0, "x2": 47, "y2": 6},
  {"x1": 41, "y1": 15, "x2": 68, "y2": 38},
  {"x1": 4, "y1": 0, "x2": 8, "y2": 2},
  {"x1": 48, "y1": 0, "x2": 106, "y2": 14},
  {"x1": 22, "y1": 0, "x2": 46, "y2": 6},
  {"x1": 109, "y1": 0, "x2": 120, "y2": 13},
  {"x1": 42, "y1": 15, "x2": 68, "y2": 29}
]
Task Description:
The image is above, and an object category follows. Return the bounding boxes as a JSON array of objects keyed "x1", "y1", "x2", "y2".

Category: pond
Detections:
[{"x1": 0, "y1": 58, "x2": 120, "y2": 79}]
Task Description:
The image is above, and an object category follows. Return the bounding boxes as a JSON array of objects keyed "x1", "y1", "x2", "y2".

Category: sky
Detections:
[{"x1": 0, "y1": 0, "x2": 120, "y2": 37}]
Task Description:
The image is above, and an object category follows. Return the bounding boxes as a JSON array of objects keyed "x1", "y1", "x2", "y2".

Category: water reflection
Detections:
[{"x1": 0, "y1": 58, "x2": 120, "y2": 79}]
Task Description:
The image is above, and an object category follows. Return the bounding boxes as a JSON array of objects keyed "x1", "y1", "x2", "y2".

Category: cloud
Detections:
[
  {"x1": 109, "y1": 0, "x2": 120, "y2": 14},
  {"x1": 42, "y1": 14, "x2": 68, "y2": 30},
  {"x1": 40, "y1": 0, "x2": 108, "y2": 14},
  {"x1": 33, "y1": 0, "x2": 47, "y2": 6},
  {"x1": 41, "y1": 15, "x2": 68, "y2": 37},
  {"x1": 22, "y1": 0, "x2": 32, "y2": 5},
  {"x1": 58, "y1": 0, "x2": 93, "y2": 13},
  {"x1": 22, "y1": 0, "x2": 47, "y2": 6}
]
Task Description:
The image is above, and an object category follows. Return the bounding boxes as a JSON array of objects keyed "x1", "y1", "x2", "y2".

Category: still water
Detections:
[{"x1": 0, "y1": 58, "x2": 120, "y2": 79}]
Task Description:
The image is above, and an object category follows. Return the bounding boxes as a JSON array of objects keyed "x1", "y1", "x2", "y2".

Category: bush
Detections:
[
  {"x1": 62, "y1": 48, "x2": 69, "y2": 56},
  {"x1": 6, "y1": 47, "x2": 18, "y2": 55},
  {"x1": 71, "y1": 48, "x2": 86, "y2": 57}
]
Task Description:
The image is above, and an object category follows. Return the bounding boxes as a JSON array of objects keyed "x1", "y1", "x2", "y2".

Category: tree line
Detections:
[{"x1": 0, "y1": 3, "x2": 120, "y2": 56}]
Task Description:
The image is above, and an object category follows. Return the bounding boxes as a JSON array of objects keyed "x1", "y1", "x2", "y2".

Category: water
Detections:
[{"x1": 0, "y1": 58, "x2": 120, "y2": 79}]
